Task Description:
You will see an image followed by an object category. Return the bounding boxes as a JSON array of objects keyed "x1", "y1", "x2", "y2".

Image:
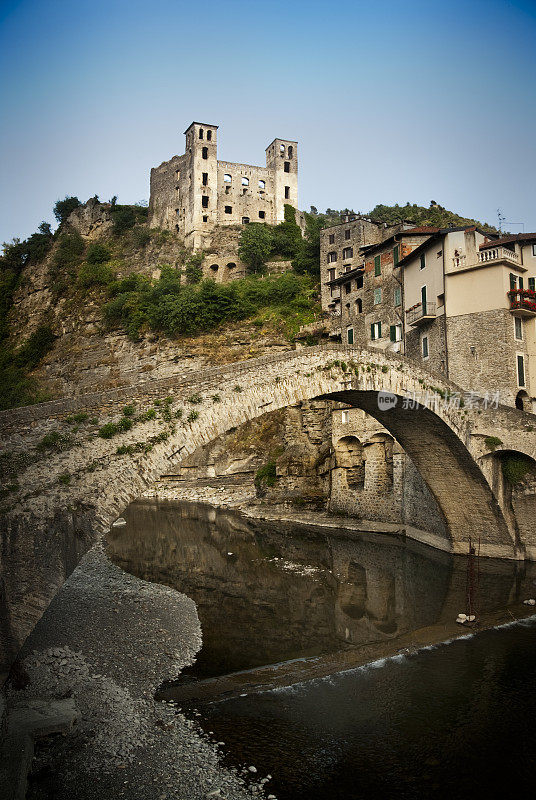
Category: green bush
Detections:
[
  {"x1": 37, "y1": 431, "x2": 70, "y2": 451},
  {"x1": 53, "y1": 196, "x2": 81, "y2": 225},
  {"x1": 185, "y1": 253, "x2": 204, "y2": 284},
  {"x1": 111, "y1": 206, "x2": 137, "y2": 235},
  {"x1": 188, "y1": 393, "x2": 202, "y2": 404},
  {"x1": 131, "y1": 227, "x2": 151, "y2": 248},
  {"x1": 502, "y1": 455, "x2": 534, "y2": 485},
  {"x1": 255, "y1": 460, "x2": 277, "y2": 488},
  {"x1": 123, "y1": 404, "x2": 135, "y2": 417},
  {"x1": 73, "y1": 412, "x2": 88, "y2": 423},
  {"x1": 86, "y1": 242, "x2": 111, "y2": 264},
  {"x1": 77, "y1": 261, "x2": 115, "y2": 288},
  {"x1": 98, "y1": 422, "x2": 120, "y2": 439},
  {"x1": 58, "y1": 472, "x2": 71, "y2": 485},
  {"x1": 16, "y1": 325, "x2": 56, "y2": 369},
  {"x1": 187, "y1": 410, "x2": 199, "y2": 423}
]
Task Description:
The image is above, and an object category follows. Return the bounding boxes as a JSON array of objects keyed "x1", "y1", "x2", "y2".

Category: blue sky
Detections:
[{"x1": 1, "y1": 0, "x2": 535, "y2": 244}]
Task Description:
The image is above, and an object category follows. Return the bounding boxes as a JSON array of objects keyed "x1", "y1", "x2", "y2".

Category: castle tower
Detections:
[
  {"x1": 183, "y1": 122, "x2": 218, "y2": 249},
  {"x1": 265, "y1": 138, "x2": 298, "y2": 223}
]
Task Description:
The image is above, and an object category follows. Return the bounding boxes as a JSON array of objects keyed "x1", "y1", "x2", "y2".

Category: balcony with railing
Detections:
[
  {"x1": 406, "y1": 300, "x2": 437, "y2": 326},
  {"x1": 508, "y1": 289, "x2": 536, "y2": 318},
  {"x1": 450, "y1": 246, "x2": 521, "y2": 272}
]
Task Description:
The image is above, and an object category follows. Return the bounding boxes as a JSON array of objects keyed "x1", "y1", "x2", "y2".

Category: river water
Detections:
[{"x1": 107, "y1": 499, "x2": 536, "y2": 799}]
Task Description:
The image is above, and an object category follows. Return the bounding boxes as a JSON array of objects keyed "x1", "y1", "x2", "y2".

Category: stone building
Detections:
[
  {"x1": 401, "y1": 228, "x2": 536, "y2": 409},
  {"x1": 148, "y1": 122, "x2": 298, "y2": 264}
]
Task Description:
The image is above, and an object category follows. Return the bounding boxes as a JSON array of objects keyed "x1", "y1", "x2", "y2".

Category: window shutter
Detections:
[
  {"x1": 529, "y1": 277, "x2": 535, "y2": 292},
  {"x1": 374, "y1": 255, "x2": 381, "y2": 276},
  {"x1": 519, "y1": 277, "x2": 524, "y2": 290},
  {"x1": 378, "y1": 322, "x2": 382, "y2": 338},
  {"x1": 393, "y1": 246, "x2": 399, "y2": 265},
  {"x1": 510, "y1": 273, "x2": 517, "y2": 290},
  {"x1": 390, "y1": 325, "x2": 396, "y2": 342},
  {"x1": 370, "y1": 323, "x2": 375, "y2": 340}
]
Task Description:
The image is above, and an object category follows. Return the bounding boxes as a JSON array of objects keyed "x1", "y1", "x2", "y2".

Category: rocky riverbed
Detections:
[{"x1": 3, "y1": 547, "x2": 272, "y2": 800}]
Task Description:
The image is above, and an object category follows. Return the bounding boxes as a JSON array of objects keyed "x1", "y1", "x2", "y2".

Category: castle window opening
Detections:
[
  {"x1": 284, "y1": 186, "x2": 290, "y2": 199},
  {"x1": 284, "y1": 161, "x2": 290, "y2": 173},
  {"x1": 517, "y1": 354, "x2": 526, "y2": 387},
  {"x1": 288, "y1": 145, "x2": 293, "y2": 158},
  {"x1": 329, "y1": 234, "x2": 335, "y2": 244},
  {"x1": 224, "y1": 174, "x2": 232, "y2": 183},
  {"x1": 345, "y1": 282, "x2": 351, "y2": 295},
  {"x1": 515, "y1": 316, "x2": 523, "y2": 341},
  {"x1": 343, "y1": 247, "x2": 353, "y2": 259},
  {"x1": 202, "y1": 195, "x2": 209, "y2": 208},
  {"x1": 259, "y1": 211, "x2": 266, "y2": 219},
  {"x1": 210, "y1": 264, "x2": 219, "y2": 271},
  {"x1": 175, "y1": 170, "x2": 180, "y2": 180},
  {"x1": 356, "y1": 298, "x2": 362, "y2": 313},
  {"x1": 347, "y1": 327, "x2": 354, "y2": 345},
  {"x1": 202, "y1": 172, "x2": 208, "y2": 186},
  {"x1": 202, "y1": 215, "x2": 208, "y2": 223},
  {"x1": 242, "y1": 217, "x2": 250, "y2": 224},
  {"x1": 176, "y1": 187, "x2": 180, "y2": 198},
  {"x1": 280, "y1": 144, "x2": 285, "y2": 153},
  {"x1": 259, "y1": 179, "x2": 266, "y2": 189},
  {"x1": 328, "y1": 268, "x2": 336, "y2": 281},
  {"x1": 226, "y1": 262, "x2": 236, "y2": 270},
  {"x1": 341, "y1": 410, "x2": 349, "y2": 424},
  {"x1": 242, "y1": 177, "x2": 249, "y2": 186},
  {"x1": 394, "y1": 286, "x2": 401, "y2": 306},
  {"x1": 356, "y1": 275, "x2": 364, "y2": 289},
  {"x1": 199, "y1": 128, "x2": 204, "y2": 139},
  {"x1": 175, "y1": 208, "x2": 180, "y2": 216},
  {"x1": 225, "y1": 206, "x2": 232, "y2": 214},
  {"x1": 327, "y1": 251, "x2": 337, "y2": 263},
  {"x1": 374, "y1": 287, "x2": 382, "y2": 305},
  {"x1": 421, "y1": 336, "x2": 429, "y2": 359},
  {"x1": 371, "y1": 321, "x2": 381, "y2": 340},
  {"x1": 345, "y1": 229, "x2": 351, "y2": 240},
  {"x1": 202, "y1": 147, "x2": 208, "y2": 159},
  {"x1": 207, "y1": 130, "x2": 212, "y2": 141}
]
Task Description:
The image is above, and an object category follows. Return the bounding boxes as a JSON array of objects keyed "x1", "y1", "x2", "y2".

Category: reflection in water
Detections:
[{"x1": 107, "y1": 500, "x2": 535, "y2": 685}]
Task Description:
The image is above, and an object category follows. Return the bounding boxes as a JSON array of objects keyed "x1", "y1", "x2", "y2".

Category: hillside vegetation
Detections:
[{"x1": 0, "y1": 195, "x2": 497, "y2": 409}]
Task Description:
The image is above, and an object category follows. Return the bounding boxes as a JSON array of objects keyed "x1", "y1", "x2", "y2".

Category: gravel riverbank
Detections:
[{"x1": 5, "y1": 547, "x2": 270, "y2": 800}]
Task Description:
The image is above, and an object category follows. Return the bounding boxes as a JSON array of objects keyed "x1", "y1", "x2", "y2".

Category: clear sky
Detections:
[{"x1": 1, "y1": 0, "x2": 535, "y2": 244}]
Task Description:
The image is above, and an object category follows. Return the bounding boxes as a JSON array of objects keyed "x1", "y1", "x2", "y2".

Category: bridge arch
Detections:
[{"x1": 3, "y1": 344, "x2": 536, "y2": 676}]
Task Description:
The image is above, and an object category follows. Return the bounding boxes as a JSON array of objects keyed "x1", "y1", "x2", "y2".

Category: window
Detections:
[
  {"x1": 370, "y1": 322, "x2": 381, "y2": 340},
  {"x1": 517, "y1": 354, "x2": 526, "y2": 387},
  {"x1": 345, "y1": 282, "x2": 351, "y2": 295},
  {"x1": 259, "y1": 179, "x2": 265, "y2": 189},
  {"x1": 227, "y1": 262, "x2": 236, "y2": 270},
  {"x1": 329, "y1": 234, "x2": 335, "y2": 244},
  {"x1": 342, "y1": 410, "x2": 349, "y2": 424},
  {"x1": 202, "y1": 195, "x2": 209, "y2": 208},
  {"x1": 519, "y1": 277, "x2": 524, "y2": 290},
  {"x1": 210, "y1": 264, "x2": 219, "y2": 271},
  {"x1": 327, "y1": 251, "x2": 337, "y2": 263},
  {"x1": 207, "y1": 130, "x2": 212, "y2": 141},
  {"x1": 374, "y1": 255, "x2": 381, "y2": 276},
  {"x1": 374, "y1": 287, "x2": 382, "y2": 305},
  {"x1": 510, "y1": 273, "x2": 517, "y2": 290},
  {"x1": 394, "y1": 286, "x2": 402, "y2": 307},
  {"x1": 515, "y1": 317, "x2": 523, "y2": 341},
  {"x1": 259, "y1": 211, "x2": 265, "y2": 219},
  {"x1": 343, "y1": 247, "x2": 353, "y2": 259},
  {"x1": 175, "y1": 208, "x2": 180, "y2": 216},
  {"x1": 390, "y1": 324, "x2": 403, "y2": 342},
  {"x1": 202, "y1": 172, "x2": 208, "y2": 186},
  {"x1": 345, "y1": 265, "x2": 352, "y2": 273},
  {"x1": 288, "y1": 145, "x2": 293, "y2": 158},
  {"x1": 356, "y1": 298, "x2": 362, "y2": 313},
  {"x1": 529, "y1": 277, "x2": 535, "y2": 292},
  {"x1": 175, "y1": 170, "x2": 180, "y2": 181},
  {"x1": 420, "y1": 253, "x2": 426, "y2": 270},
  {"x1": 533, "y1": 244, "x2": 536, "y2": 256},
  {"x1": 202, "y1": 147, "x2": 208, "y2": 159},
  {"x1": 347, "y1": 327, "x2": 354, "y2": 345},
  {"x1": 328, "y1": 268, "x2": 336, "y2": 281},
  {"x1": 345, "y1": 229, "x2": 351, "y2": 240},
  {"x1": 284, "y1": 161, "x2": 290, "y2": 173},
  {"x1": 421, "y1": 336, "x2": 429, "y2": 359},
  {"x1": 280, "y1": 144, "x2": 285, "y2": 153},
  {"x1": 202, "y1": 215, "x2": 208, "y2": 222},
  {"x1": 242, "y1": 217, "x2": 250, "y2": 224},
  {"x1": 284, "y1": 186, "x2": 290, "y2": 199},
  {"x1": 242, "y1": 177, "x2": 249, "y2": 186},
  {"x1": 224, "y1": 206, "x2": 232, "y2": 214},
  {"x1": 224, "y1": 173, "x2": 232, "y2": 183},
  {"x1": 393, "y1": 245, "x2": 400, "y2": 266},
  {"x1": 356, "y1": 276, "x2": 363, "y2": 289}
]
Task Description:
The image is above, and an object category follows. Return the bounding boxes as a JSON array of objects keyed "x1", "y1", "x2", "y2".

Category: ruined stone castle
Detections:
[{"x1": 149, "y1": 122, "x2": 298, "y2": 274}]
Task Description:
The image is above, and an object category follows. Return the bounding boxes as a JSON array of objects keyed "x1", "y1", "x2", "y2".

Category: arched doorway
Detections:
[{"x1": 516, "y1": 390, "x2": 529, "y2": 410}]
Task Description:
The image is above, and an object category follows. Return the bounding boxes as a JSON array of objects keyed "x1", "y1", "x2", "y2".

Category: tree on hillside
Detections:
[
  {"x1": 53, "y1": 196, "x2": 81, "y2": 225},
  {"x1": 271, "y1": 204, "x2": 302, "y2": 259},
  {"x1": 292, "y1": 212, "x2": 323, "y2": 276},
  {"x1": 238, "y1": 223, "x2": 273, "y2": 273}
]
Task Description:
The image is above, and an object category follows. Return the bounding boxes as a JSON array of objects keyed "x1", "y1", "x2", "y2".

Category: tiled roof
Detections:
[{"x1": 480, "y1": 233, "x2": 536, "y2": 249}]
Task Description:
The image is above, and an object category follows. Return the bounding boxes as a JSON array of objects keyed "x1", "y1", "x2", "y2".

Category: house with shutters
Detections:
[{"x1": 400, "y1": 228, "x2": 536, "y2": 409}]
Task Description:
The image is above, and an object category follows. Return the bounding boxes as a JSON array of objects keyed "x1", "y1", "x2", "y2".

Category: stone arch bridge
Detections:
[{"x1": 2, "y1": 343, "x2": 536, "y2": 676}]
